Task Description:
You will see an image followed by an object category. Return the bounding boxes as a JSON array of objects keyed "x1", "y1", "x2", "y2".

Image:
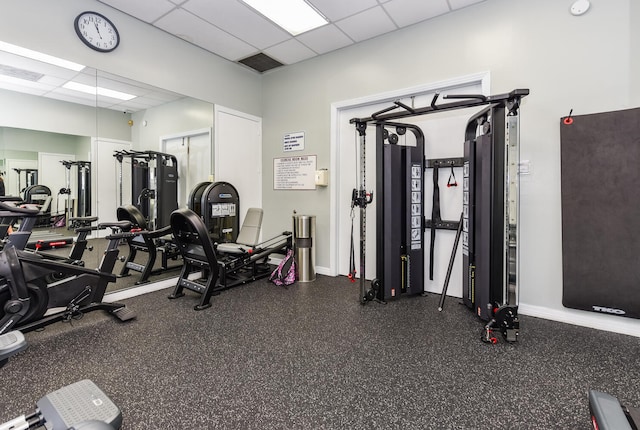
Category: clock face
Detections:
[{"x1": 74, "y1": 12, "x2": 120, "y2": 52}]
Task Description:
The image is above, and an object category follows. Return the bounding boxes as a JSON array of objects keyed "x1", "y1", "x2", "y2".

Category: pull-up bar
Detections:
[{"x1": 351, "y1": 88, "x2": 529, "y2": 124}]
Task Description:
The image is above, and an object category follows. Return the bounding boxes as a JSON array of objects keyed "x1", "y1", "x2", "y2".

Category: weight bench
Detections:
[
  {"x1": 116, "y1": 204, "x2": 182, "y2": 284},
  {"x1": 168, "y1": 208, "x2": 292, "y2": 310}
]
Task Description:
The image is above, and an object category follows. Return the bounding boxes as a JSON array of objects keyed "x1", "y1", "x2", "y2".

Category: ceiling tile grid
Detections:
[{"x1": 96, "y1": 0, "x2": 487, "y2": 72}]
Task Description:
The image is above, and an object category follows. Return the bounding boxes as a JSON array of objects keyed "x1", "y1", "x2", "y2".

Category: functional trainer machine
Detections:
[
  {"x1": 114, "y1": 150, "x2": 178, "y2": 229},
  {"x1": 350, "y1": 89, "x2": 528, "y2": 342},
  {"x1": 60, "y1": 160, "x2": 92, "y2": 219}
]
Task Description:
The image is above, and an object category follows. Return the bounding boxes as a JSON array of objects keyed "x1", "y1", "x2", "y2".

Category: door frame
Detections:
[
  {"x1": 329, "y1": 71, "x2": 491, "y2": 276},
  {"x1": 159, "y1": 127, "x2": 213, "y2": 208},
  {"x1": 213, "y1": 105, "x2": 262, "y2": 227}
]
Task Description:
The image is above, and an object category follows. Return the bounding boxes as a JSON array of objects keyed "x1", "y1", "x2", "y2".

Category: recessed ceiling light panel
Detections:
[{"x1": 241, "y1": 0, "x2": 328, "y2": 35}]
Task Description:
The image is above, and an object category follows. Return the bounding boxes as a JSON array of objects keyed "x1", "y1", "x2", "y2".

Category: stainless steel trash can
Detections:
[{"x1": 293, "y1": 215, "x2": 316, "y2": 282}]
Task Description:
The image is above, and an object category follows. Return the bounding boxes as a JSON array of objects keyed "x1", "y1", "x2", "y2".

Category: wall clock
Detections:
[{"x1": 74, "y1": 11, "x2": 120, "y2": 52}]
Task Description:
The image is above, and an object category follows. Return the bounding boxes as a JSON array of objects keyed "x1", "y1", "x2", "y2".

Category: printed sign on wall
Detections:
[
  {"x1": 274, "y1": 155, "x2": 316, "y2": 190},
  {"x1": 283, "y1": 132, "x2": 305, "y2": 152}
]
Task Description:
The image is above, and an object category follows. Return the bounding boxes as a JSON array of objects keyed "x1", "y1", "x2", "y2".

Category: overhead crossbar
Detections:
[{"x1": 351, "y1": 89, "x2": 529, "y2": 124}]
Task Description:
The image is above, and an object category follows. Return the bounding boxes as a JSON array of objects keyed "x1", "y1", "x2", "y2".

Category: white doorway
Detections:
[
  {"x1": 214, "y1": 105, "x2": 262, "y2": 226},
  {"x1": 161, "y1": 128, "x2": 212, "y2": 209},
  {"x1": 330, "y1": 72, "x2": 490, "y2": 297}
]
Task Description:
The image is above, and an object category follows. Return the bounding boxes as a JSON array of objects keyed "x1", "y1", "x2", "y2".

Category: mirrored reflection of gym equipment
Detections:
[
  {"x1": 12, "y1": 168, "x2": 38, "y2": 195},
  {"x1": 113, "y1": 150, "x2": 178, "y2": 229},
  {"x1": 59, "y1": 160, "x2": 92, "y2": 223},
  {"x1": 350, "y1": 89, "x2": 529, "y2": 343}
]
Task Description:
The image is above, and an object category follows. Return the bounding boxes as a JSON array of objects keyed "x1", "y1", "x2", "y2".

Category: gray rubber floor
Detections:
[{"x1": 1, "y1": 276, "x2": 639, "y2": 429}]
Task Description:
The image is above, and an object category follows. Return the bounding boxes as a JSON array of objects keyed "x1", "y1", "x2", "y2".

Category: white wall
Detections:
[
  {"x1": 261, "y1": 0, "x2": 639, "y2": 336},
  {"x1": 131, "y1": 98, "x2": 213, "y2": 151}
]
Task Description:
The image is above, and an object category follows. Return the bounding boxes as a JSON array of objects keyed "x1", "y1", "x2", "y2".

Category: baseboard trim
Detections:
[
  {"x1": 104, "y1": 273, "x2": 202, "y2": 303},
  {"x1": 518, "y1": 303, "x2": 640, "y2": 338}
]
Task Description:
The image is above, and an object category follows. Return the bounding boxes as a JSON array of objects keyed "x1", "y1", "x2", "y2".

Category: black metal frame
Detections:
[
  {"x1": 116, "y1": 204, "x2": 182, "y2": 285},
  {"x1": 350, "y1": 89, "x2": 528, "y2": 342},
  {"x1": 168, "y1": 208, "x2": 292, "y2": 310},
  {"x1": 374, "y1": 121, "x2": 425, "y2": 301},
  {"x1": 114, "y1": 150, "x2": 178, "y2": 229},
  {"x1": 0, "y1": 222, "x2": 136, "y2": 335}
]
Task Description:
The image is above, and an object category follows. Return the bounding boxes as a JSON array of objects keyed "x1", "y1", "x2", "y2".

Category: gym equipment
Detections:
[
  {"x1": 0, "y1": 379, "x2": 122, "y2": 429},
  {"x1": 168, "y1": 208, "x2": 292, "y2": 310},
  {"x1": 350, "y1": 89, "x2": 528, "y2": 343},
  {"x1": 0, "y1": 201, "x2": 40, "y2": 250},
  {"x1": 198, "y1": 181, "x2": 240, "y2": 243},
  {"x1": 437, "y1": 212, "x2": 463, "y2": 311},
  {"x1": 216, "y1": 207, "x2": 263, "y2": 254},
  {"x1": 60, "y1": 160, "x2": 92, "y2": 219},
  {"x1": 0, "y1": 329, "x2": 26, "y2": 369},
  {"x1": 116, "y1": 204, "x2": 181, "y2": 285},
  {"x1": 12, "y1": 168, "x2": 38, "y2": 195},
  {"x1": 22, "y1": 184, "x2": 52, "y2": 227},
  {"x1": 426, "y1": 158, "x2": 464, "y2": 281},
  {"x1": 589, "y1": 390, "x2": 640, "y2": 430},
  {"x1": 187, "y1": 181, "x2": 212, "y2": 216},
  {"x1": 1, "y1": 332, "x2": 122, "y2": 430},
  {"x1": 561, "y1": 107, "x2": 640, "y2": 319},
  {"x1": 0, "y1": 221, "x2": 137, "y2": 335},
  {"x1": 114, "y1": 150, "x2": 178, "y2": 229},
  {"x1": 0, "y1": 201, "x2": 92, "y2": 254}
]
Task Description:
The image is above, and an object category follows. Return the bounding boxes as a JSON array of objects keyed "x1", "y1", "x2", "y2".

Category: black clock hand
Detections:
[{"x1": 94, "y1": 23, "x2": 103, "y2": 39}]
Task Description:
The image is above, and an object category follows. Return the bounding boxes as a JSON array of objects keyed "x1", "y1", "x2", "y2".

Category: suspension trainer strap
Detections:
[{"x1": 429, "y1": 164, "x2": 441, "y2": 280}]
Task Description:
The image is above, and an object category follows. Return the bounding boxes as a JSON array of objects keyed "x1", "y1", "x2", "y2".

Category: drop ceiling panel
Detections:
[
  {"x1": 181, "y1": 0, "x2": 290, "y2": 50},
  {"x1": 264, "y1": 39, "x2": 317, "y2": 65},
  {"x1": 309, "y1": 0, "x2": 379, "y2": 21},
  {"x1": 383, "y1": 0, "x2": 450, "y2": 28},
  {"x1": 296, "y1": 24, "x2": 353, "y2": 55},
  {"x1": 97, "y1": 0, "x2": 176, "y2": 23},
  {"x1": 0, "y1": 78, "x2": 48, "y2": 96},
  {"x1": 335, "y1": 6, "x2": 397, "y2": 43},
  {"x1": 154, "y1": 8, "x2": 256, "y2": 61}
]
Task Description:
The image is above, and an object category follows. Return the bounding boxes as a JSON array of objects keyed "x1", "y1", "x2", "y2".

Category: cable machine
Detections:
[
  {"x1": 13, "y1": 168, "x2": 38, "y2": 195},
  {"x1": 113, "y1": 150, "x2": 178, "y2": 229},
  {"x1": 60, "y1": 160, "x2": 92, "y2": 220},
  {"x1": 350, "y1": 89, "x2": 528, "y2": 342}
]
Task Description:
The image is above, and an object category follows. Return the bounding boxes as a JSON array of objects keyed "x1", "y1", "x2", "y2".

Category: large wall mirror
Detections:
[{"x1": 0, "y1": 42, "x2": 214, "y2": 293}]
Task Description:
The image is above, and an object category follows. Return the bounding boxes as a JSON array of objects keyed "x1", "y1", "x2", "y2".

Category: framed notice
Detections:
[{"x1": 273, "y1": 155, "x2": 316, "y2": 190}]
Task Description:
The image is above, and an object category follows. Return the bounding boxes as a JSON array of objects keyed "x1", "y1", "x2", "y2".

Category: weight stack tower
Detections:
[
  {"x1": 375, "y1": 122, "x2": 426, "y2": 301},
  {"x1": 462, "y1": 104, "x2": 519, "y2": 321}
]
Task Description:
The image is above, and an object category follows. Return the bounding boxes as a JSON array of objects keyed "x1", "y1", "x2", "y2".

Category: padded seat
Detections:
[{"x1": 216, "y1": 208, "x2": 263, "y2": 254}]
